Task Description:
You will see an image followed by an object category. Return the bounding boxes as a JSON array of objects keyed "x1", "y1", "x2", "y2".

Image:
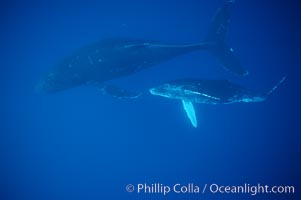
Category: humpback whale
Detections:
[
  {"x1": 36, "y1": 1, "x2": 247, "y2": 98},
  {"x1": 149, "y1": 76, "x2": 286, "y2": 128}
]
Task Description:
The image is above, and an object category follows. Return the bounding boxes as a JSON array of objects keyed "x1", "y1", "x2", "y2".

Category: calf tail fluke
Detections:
[{"x1": 266, "y1": 75, "x2": 287, "y2": 96}]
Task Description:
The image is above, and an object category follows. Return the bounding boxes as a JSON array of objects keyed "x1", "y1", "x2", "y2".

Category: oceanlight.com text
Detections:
[
  {"x1": 208, "y1": 183, "x2": 295, "y2": 196},
  {"x1": 125, "y1": 183, "x2": 295, "y2": 196}
]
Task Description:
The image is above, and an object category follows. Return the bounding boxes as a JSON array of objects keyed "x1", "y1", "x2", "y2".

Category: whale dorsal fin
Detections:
[{"x1": 182, "y1": 100, "x2": 198, "y2": 128}]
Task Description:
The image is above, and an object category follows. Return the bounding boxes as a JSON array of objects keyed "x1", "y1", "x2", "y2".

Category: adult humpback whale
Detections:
[
  {"x1": 37, "y1": 1, "x2": 247, "y2": 98},
  {"x1": 149, "y1": 76, "x2": 286, "y2": 127}
]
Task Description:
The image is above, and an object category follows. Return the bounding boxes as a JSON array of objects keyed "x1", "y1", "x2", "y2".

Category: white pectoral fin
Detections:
[{"x1": 182, "y1": 100, "x2": 198, "y2": 128}]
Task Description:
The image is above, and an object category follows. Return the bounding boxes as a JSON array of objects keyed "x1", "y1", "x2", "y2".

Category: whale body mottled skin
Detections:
[
  {"x1": 37, "y1": 1, "x2": 246, "y2": 97},
  {"x1": 149, "y1": 77, "x2": 286, "y2": 127},
  {"x1": 37, "y1": 40, "x2": 208, "y2": 93}
]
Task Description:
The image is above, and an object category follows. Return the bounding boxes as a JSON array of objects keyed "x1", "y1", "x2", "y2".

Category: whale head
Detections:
[
  {"x1": 149, "y1": 83, "x2": 183, "y2": 100},
  {"x1": 35, "y1": 71, "x2": 78, "y2": 93}
]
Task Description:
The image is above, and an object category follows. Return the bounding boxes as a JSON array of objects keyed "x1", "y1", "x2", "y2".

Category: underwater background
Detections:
[{"x1": 1, "y1": 0, "x2": 300, "y2": 199}]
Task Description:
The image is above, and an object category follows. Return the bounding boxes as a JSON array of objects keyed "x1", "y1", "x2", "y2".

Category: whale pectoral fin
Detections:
[
  {"x1": 182, "y1": 100, "x2": 198, "y2": 128},
  {"x1": 98, "y1": 84, "x2": 142, "y2": 99}
]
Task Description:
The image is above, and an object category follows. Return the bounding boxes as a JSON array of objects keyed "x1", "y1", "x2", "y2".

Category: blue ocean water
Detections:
[{"x1": 1, "y1": 0, "x2": 300, "y2": 200}]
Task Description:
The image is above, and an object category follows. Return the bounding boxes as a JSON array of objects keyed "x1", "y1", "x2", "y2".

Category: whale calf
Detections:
[
  {"x1": 149, "y1": 76, "x2": 286, "y2": 127},
  {"x1": 36, "y1": 1, "x2": 247, "y2": 98}
]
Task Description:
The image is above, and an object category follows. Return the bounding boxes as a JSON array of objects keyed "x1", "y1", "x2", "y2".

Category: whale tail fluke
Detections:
[{"x1": 205, "y1": 0, "x2": 248, "y2": 76}]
